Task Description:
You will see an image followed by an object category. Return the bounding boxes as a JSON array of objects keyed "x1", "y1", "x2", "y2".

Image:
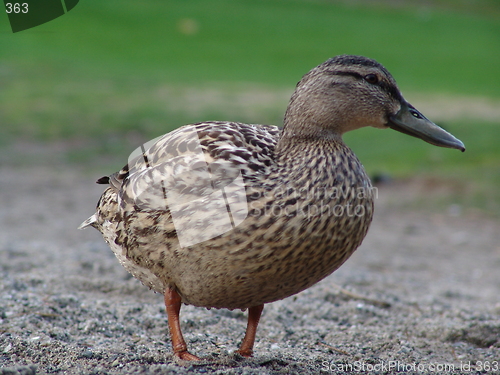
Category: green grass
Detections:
[
  {"x1": 0, "y1": 0, "x2": 499, "y2": 138},
  {"x1": 0, "y1": 0, "x2": 499, "y2": 215},
  {"x1": 1, "y1": 0, "x2": 499, "y2": 91}
]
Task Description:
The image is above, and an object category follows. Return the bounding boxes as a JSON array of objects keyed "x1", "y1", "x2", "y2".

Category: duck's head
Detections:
[{"x1": 282, "y1": 55, "x2": 465, "y2": 151}]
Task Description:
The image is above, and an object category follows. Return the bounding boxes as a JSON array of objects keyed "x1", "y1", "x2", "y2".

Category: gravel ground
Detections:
[{"x1": 1, "y1": 162, "x2": 499, "y2": 374}]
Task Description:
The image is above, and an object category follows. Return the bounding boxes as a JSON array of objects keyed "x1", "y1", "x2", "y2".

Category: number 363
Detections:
[{"x1": 6, "y1": 3, "x2": 29, "y2": 14}]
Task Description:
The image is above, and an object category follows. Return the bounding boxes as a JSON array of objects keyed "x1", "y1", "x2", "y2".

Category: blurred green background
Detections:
[{"x1": 0, "y1": 0, "x2": 499, "y2": 214}]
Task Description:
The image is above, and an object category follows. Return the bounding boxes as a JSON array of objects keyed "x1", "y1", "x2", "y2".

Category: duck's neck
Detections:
[
  {"x1": 276, "y1": 117, "x2": 344, "y2": 156},
  {"x1": 277, "y1": 90, "x2": 347, "y2": 154}
]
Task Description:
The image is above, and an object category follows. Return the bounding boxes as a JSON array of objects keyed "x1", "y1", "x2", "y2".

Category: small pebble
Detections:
[{"x1": 81, "y1": 350, "x2": 94, "y2": 359}]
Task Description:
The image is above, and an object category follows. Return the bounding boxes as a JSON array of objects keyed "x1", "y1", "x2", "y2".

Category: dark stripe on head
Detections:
[
  {"x1": 324, "y1": 55, "x2": 383, "y2": 69},
  {"x1": 322, "y1": 55, "x2": 403, "y2": 102},
  {"x1": 328, "y1": 70, "x2": 364, "y2": 80},
  {"x1": 322, "y1": 55, "x2": 392, "y2": 79},
  {"x1": 379, "y1": 81, "x2": 403, "y2": 102}
]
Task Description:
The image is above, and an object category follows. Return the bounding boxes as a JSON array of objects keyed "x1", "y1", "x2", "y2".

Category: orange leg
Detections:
[
  {"x1": 237, "y1": 304, "x2": 264, "y2": 357},
  {"x1": 164, "y1": 288, "x2": 201, "y2": 361}
]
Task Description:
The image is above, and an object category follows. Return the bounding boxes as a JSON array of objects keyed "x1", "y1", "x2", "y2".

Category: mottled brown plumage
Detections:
[{"x1": 80, "y1": 55, "x2": 464, "y2": 360}]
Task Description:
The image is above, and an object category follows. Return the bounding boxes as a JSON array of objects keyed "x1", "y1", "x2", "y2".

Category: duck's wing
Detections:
[
  {"x1": 81, "y1": 122, "x2": 280, "y2": 242},
  {"x1": 115, "y1": 121, "x2": 278, "y2": 209}
]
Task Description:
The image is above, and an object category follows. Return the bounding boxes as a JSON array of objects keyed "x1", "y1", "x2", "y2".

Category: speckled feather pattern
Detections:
[{"x1": 88, "y1": 120, "x2": 374, "y2": 309}]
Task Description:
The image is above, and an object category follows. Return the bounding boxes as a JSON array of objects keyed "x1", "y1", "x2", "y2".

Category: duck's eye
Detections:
[{"x1": 364, "y1": 74, "x2": 379, "y2": 84}]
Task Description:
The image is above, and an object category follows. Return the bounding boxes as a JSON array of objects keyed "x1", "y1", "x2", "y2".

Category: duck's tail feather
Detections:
[
  {"x1": 96, "y1": 176, "x2": 110, "y2": 184},
  {"x1": 78, "y1": 213, "x2": 97, "y2": 230}
]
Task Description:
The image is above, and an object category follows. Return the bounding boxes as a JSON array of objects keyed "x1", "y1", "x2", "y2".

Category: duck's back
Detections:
[{"x1": 88, "y1": 121, "x2": 374, "y2": 309}]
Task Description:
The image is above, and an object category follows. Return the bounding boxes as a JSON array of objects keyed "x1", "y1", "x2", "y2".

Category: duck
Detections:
[{"x1": 79, "y1": 55, "x2": 465, "y2": 361}]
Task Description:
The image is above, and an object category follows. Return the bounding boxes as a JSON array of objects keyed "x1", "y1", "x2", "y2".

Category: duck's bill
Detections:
[{"x1": 388, "y1": 102, "x2": 465, "y2": 152}]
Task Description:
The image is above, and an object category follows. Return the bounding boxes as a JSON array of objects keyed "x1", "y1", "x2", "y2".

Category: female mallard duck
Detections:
[{"x1": 80, "y1": 55, "x2": 464, "y2": 360}]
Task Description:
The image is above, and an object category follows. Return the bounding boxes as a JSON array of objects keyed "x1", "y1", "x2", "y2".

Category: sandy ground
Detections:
[{"x1": 1, "y1": 160, "x2": 499, "y2": 375}]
